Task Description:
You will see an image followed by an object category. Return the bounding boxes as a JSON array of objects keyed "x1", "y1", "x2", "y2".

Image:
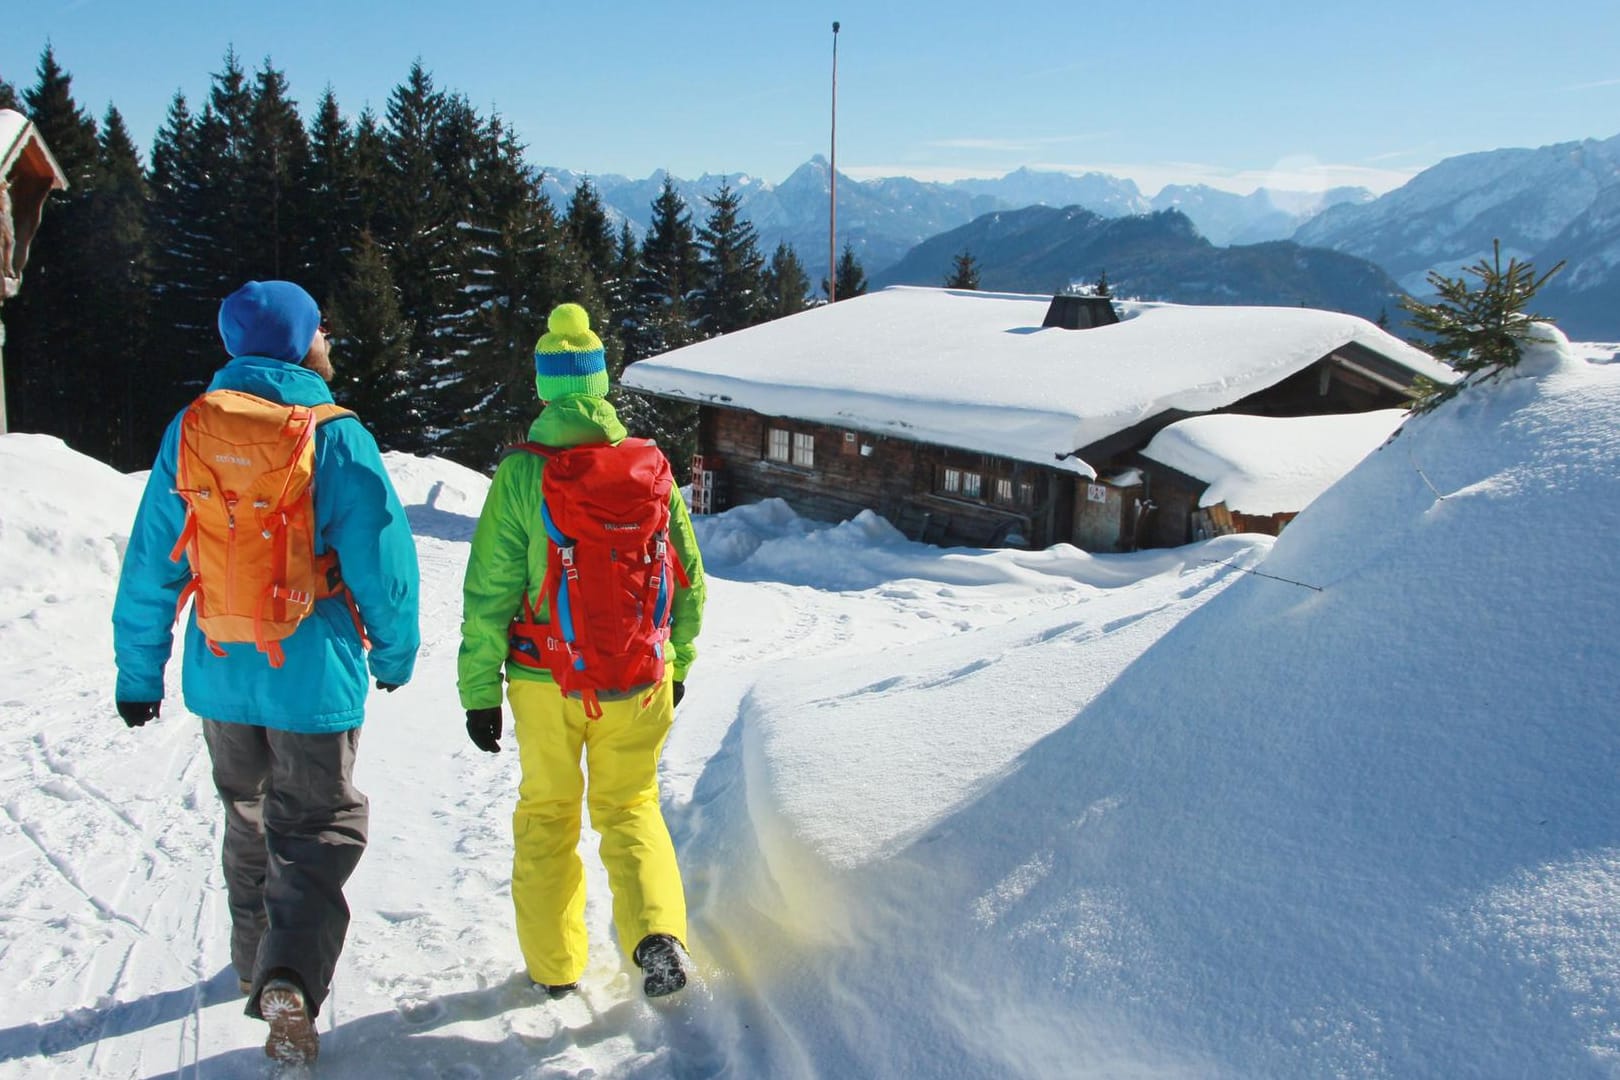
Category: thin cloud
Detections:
[
  {"x1": 1363, "y1": 147, "x2": 1435, "y2": 164},
  {"x1": 1560, "y1": 76, "x2": 1620, "y2": 92},
  {"x1": 924, "y1": 133, "x2": 1112, "y2": 153}
]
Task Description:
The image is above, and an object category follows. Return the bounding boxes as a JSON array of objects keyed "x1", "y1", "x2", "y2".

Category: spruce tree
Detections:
[
  {"x1": 761, "y1": 241, "x2": 811, "y2": 320},
  {"x1": 695, "y1": 181, "x2": 767, "y2": 336},
  {"x1": 325, "y1": 230, "x2": 415, "y2": 445},
  {"x1": 304, "y1": 87, "x2": 358, "y2": 308},
  {"x1": 379, "y1": 60, "x2": 452, "y2": 356},
  {"x1": 453, "y1": 114, "x2": 589, "y2": 463},
  {"x1": 350, "y1": 107, "x2": 388, "y2": 238},
  {"x1": 1400, "y1": 239, "x2": 1566, "y2": 375},
  {"x1": 0, "y1": 75, "x2": 20, "y2": 111},
  {"x1": 629, "y1": 175, "x2": 700, "y2": 360},
  {"x1": 564, "y1": 177, "x2": 618, "y2": 294},
  {"x1": 88, "y1": 106, "x2": 151, "y2": 468},
  {"x1": 243, "y1": 60, "x2": 312, "y2": 282},
  {"x1": 622, "y1": 177, "x2": 700, "y2": 470},
  {"x1": 145, "y1": 91, "x2": 219, "y2": 417},
  {"x1": 604, "y1": 219, "x2": 640, "y2": 355},
  {"x1": 944, "y1": 250, "x2": 980, "y2": 290},
  {"x1": 822, "y1": 241, "x2": 867, "y2": 302},
  {"x1": 194, "y1": 49, "x2": 256, "y2": 290},
  {"x1": 4, "y1": 46, "x2": 103, "y2": 455}
]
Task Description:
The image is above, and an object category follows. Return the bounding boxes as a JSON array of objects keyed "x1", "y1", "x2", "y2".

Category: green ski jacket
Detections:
[{"x1": 457, "y1": 395, "x2": 706, "y2": 711}]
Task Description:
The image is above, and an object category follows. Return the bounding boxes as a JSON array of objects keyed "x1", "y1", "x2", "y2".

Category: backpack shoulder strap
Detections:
[
  {"x1": 502, "y1": 440, "x2": 555, "y2": 463},
  {"x1": 312, "y1": 403, "x2": 356, "y2": 428}
]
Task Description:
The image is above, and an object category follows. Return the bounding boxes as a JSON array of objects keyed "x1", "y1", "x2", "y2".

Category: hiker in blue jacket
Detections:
[{"x1": 112, "y1": 280, "x2": 420, "y2": 1066}]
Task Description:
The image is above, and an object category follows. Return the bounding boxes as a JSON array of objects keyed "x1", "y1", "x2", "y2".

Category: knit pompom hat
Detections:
[
  {"x1": 534, "y1": 303, "x2": 608, "y2": 401},
  {"x1": 218, "y1": 280, "x2": 321, "y2": 364}
]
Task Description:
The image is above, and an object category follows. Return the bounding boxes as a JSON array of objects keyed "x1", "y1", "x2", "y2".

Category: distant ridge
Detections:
[{"x1": 871, "y1": 206, "x2": 1406, "y2": 322}]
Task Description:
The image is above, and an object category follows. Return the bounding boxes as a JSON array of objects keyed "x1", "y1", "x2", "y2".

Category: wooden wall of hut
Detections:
[{"x1": 697, "y1": 406, "x2": 1060, "y2": 548}]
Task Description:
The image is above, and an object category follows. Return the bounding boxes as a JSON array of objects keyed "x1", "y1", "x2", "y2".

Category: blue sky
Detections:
[{"x1": 4, "y1": 0, "x2": 1617, "y2": 196}]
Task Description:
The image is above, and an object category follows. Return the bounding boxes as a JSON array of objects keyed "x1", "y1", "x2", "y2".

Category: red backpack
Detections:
[{"x1": 505, "y1": 439, "x2": 690, "y2": 717}]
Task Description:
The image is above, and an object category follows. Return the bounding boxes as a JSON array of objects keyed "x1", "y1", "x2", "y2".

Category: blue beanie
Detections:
[{"x1": 218, "y1": 280, "x2": 321, "y2": 364}]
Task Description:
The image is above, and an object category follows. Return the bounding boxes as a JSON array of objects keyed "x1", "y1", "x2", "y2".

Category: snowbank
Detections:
[{"x1": 683, "y1": 327, "x2": 1620, "y2": 1076}]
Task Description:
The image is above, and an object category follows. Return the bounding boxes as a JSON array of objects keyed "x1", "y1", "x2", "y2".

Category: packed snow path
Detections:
[{"x1": 1, "y1": 444, "x2": 1252, "y2": 1078}]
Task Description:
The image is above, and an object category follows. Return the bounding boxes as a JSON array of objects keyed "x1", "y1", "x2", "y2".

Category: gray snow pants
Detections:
[{"x1": 202, "y1": 719, "x2": 368, "y2": 1021}]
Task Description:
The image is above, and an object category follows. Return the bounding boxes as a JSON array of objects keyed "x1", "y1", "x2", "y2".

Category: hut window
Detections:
[
  {"x1": 942, "y1": 468, "x2": 983, "y2": 499},
  {"x1": 1018, "y1": 481, "x2": 1034, "y2": 508},
  {"x1": 767, "y1": 427, "x2": 791, "y2": 462},
  {"x1": 994, "y1": 478, "x2": 1014, "y2": 504},
  {"x1": 767, "y1": 427, "x2": 815, "y2": 468}
]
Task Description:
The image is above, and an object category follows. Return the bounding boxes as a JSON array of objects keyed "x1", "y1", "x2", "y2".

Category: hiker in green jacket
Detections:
[{"x1": 458, "y1": 302, "x2": 706, "y2": 998}]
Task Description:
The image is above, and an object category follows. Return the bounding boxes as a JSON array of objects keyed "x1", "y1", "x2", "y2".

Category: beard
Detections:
[{"x1": 303, "y1": 350, "x2": 335, "y2": 383}]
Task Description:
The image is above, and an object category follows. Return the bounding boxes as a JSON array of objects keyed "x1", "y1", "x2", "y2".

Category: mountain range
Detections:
[
  {"x1": 1294, "y1": 133, "x2": 1620, "y2": 340},
  {"x1": 543, "y1": 130, "x2": 1620, "y2": 339},
  {"x1": 870, "y1": 206, "x2": 1407, "y2": 323},
  {"x1": 537, "y1": 159, "x2": 1371, "y2": 283}
]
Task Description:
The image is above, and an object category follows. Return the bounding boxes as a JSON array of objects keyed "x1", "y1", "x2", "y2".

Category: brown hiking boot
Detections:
[
  {"x1": 238, "y1": 977, "x2": 252, "y2": 996},
  {"x1": 260, "y1": 977, "x2": 319, "y2": 1066}
]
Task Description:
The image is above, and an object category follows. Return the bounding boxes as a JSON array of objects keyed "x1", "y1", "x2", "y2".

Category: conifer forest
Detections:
[{"x1": 1, "y1": 48, "x2": 824, "y2": 476}]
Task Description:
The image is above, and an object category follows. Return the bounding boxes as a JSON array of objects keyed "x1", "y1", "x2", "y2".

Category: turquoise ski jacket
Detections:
[{"x1": 112, "y1": 356, "x2": 420, "y2": 732}]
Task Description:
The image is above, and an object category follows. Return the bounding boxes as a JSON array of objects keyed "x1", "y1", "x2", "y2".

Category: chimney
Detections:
[{"x1": 1042, "y1": 293, "x2": 1119, "y2": 330}]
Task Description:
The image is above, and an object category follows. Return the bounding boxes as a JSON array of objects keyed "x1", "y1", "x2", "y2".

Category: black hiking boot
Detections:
[
  {"x1": 633, "y1": 933, "x2": 689, "y2": 998},
  {"x1": 534, "y1": 981, "x2": 577, "y2": 999}
]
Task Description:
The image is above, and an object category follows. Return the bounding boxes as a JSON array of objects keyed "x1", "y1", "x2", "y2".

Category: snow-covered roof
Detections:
[
  {"x1": 0, "y1": 110, "x2": 28, "y2": 164},
  {"x1": 0, "y1": 109, "x2": 67, "y2": 185},
  {"x1": 621, "y1": 286, "x2": 1450, "y2": 478},
  {"x1": 1140, "y1": 408, "x2": 1408, "y2": 516}
]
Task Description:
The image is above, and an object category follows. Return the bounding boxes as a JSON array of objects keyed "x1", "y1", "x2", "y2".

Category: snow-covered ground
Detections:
[{"x1": 2, "y1": 329, "x2": 1618, "y2": 1078}]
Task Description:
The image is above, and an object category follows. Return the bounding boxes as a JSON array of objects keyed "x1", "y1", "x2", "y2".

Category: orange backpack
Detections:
[{"x1": 168, "y1": 389, "x2": 363, "y2": 667}]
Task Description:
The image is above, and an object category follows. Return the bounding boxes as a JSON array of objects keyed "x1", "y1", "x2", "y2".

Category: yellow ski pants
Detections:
[{"x1": 507, "y1": 676, "x2": 687, "y2": 986}]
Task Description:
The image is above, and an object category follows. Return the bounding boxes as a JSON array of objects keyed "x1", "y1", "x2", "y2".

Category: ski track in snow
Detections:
[{"x1": 1, "y1": 488, "x2": 1242, "y2": 1078}]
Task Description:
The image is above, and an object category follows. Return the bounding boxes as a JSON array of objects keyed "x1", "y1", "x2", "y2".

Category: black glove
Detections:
[
  {"x1": 375, "y1": 680, "x2": 403, "y2": 693},
  {"x1": 672, "y1": 681, "x2": 685, "y2": 708},
  {"x1": 118, "y1": 700, "x2": 162, "y2": 728},
  {"x1": 466, "y1": 707, "x2": 503, "y2": 753}
]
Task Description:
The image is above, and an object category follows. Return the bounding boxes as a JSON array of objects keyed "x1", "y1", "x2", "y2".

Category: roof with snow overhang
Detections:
[
  {"x1": 1140, "y1": 409, "x2": 1409, "y2": 516},
  {"x1": 620, "y1": 286, "x2": 1450, "y2": 478},
  {"x1": 1, "y1": 110, "x2": 67, "y2": 187}
]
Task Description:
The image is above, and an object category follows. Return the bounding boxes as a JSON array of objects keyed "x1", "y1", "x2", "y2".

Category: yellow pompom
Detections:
[{"x1": 548, "y1": 303, "x2": 590, "y2": 338}]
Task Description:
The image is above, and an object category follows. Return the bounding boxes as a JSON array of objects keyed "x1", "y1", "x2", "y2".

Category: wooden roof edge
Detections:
[{"x1": 1, "y1": 113, "x2": 69, "y2": 190}]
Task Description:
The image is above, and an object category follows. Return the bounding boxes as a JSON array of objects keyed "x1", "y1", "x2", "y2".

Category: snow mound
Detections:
[
  {"x1": 949, "y1": 342, "x2": 1620, "y2": 1073},
  {"x1": 0, "y1": 433, "x2": 143, "y2": 598},
  {"x1": 690, "y1": 350, "x2": 1620, "y2": 1076},
  {"x1": 381, "y1": 451, "x2": 491, "y2": 542}
]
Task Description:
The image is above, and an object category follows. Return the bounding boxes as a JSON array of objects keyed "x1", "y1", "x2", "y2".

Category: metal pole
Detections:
[{"x1": 829, "y1": 20, "x2": 839, "y2": 303}]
